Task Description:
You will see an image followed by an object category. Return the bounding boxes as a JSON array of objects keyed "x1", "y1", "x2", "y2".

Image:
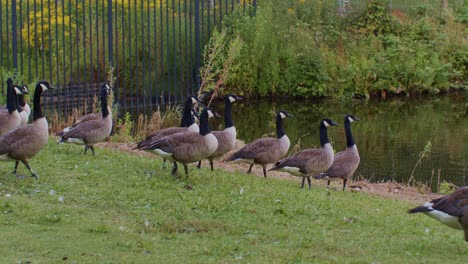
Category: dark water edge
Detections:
[{"x1": 124, "y1": 93, "x2": 468, "y2": 189}]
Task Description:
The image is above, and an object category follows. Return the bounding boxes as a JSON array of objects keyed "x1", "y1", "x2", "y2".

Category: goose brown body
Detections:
[
  {"x1": 0, "y1": 82, "x2": 23, "y2": 136},
  {"x1": 316, "y1": 115, "x2": 360, "y2": 191},
  {"x1": 59, "y1": 84, "x2": 112, "y2": 154},
  {"x1": 409, "y1": 186, "x2": 468, "y2": 242},
  {"x1": 0, "y1": 81, "x2": 54, "y2": 178},
  {"x1": 136, "y1": 108, "x2": 219, "y2": 178},
  {"x1": 270, "y1": 118, "x2": 338, "y2": 188},
  {"x1": 225, "y1": 111, "x2": 293, "y2": 178},
  {"x1": 199, "y1": 94, "x2": 241, "y2": 171}
]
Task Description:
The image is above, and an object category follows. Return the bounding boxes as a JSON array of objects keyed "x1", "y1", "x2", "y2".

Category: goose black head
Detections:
[
  {"x1": 278, "y1": 110, "x2": 294, "y2": 119},
  {"x1": 101, "y1": 83, "x2": 111, "y2": 95},
  {"x1": 20, "y1": 85, "x2": 30, "y2": 94},
  {"x1": 37, "y1": 80, "x2": 56, "y2": 92},
  {"x1": 345, "y1": 114, "x2": 360, "y2": 123},
  {"x1": 13, "y1": 85, "x2": 24, "y2": 95},
  {"x1": 226, "y1": 94, "x2": 242, "y2": 103},
  {"x1": 191, "y1": 109, "x2": 200, "y2": 123},
  {"x1": 202, "y1": 107, "x2": 221, "y2": 119},
  {"x1": 321, "y1": 118, "x2": 338, "y2": 128}
]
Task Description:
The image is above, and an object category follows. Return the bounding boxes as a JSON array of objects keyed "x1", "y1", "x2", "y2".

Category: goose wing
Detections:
[
  {"x1": 324, "y1": 150, "x2": 360, "y2": 178},
  {"x1": 226, "y1": 137, "x2": 277, "y2": 161},
  {"x1": 431, "y1": 187, "x2": 468, "y2": 217},
  {"x1": 136, "y1": 127, "x2": 188, "y2": 149}
]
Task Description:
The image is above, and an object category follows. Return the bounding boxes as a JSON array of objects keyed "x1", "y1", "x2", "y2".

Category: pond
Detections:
[{"x1": 205, "y1": 93, "x2": 467, "y2": 189}]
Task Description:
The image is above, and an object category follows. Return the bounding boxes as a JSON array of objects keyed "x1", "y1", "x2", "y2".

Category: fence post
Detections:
[
  {"x1": 12, "y1": 0, "x2": 18, "y2": 76},
  {"x1": 195, "y1": 0, "x2": 201, "y2": 91},
  {"x1": 108, "y1": 0, "x2": 113, "y2": 66}
]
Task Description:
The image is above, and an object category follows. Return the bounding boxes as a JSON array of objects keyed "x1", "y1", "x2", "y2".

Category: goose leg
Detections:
[
  {"x1": 342, "y1": 179, "x2": 347, "y2": 191},
  {"x1": 209, "y1": 160, "x2": 214, "y2": 171},
  {"x1": 197, "y1": 160, "x2": 202, "y2": 169},
  {"x1": 171, "y1": 162, "x2": 179, "y2": 178},
  {"x1": 307, "y1": 176, "x2": 312, "y2": 189},
  {"x1": 327, "y1": 180, "x2": 331, "y2": 189},
  {"x1": 84, "y1": 146, "x2": 89, "y2": 154},
  {"x1": 90, "y1": 146, "x2": 95, "y2": 155},
  {"x1": 301, "y1": 177, "x2": 305, "y2": 189},
  {"x1": 262, "y1": 166, "x2": 267, "y2": 178},
  {"x1": 11, "y1": 161, "x2": 20, "y2": 176},
  {"x1": 247, "y1": 164, "x2": 254, "y2": 174},
  {"x1": 21, "y1": 160, "x2": 38, "y2": 179},
  {"x1": 184, "y1": 164, "x2": 189, "y2": 178}
]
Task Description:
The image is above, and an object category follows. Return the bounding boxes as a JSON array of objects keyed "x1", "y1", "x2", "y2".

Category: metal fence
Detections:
[{"x1": 0, "y1": 0, "x2": 256, "y2": 117}]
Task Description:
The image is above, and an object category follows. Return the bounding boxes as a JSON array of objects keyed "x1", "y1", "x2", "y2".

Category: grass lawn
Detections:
[{"x1": 0, "y1": 139, "x2": 466, "y2": 263}]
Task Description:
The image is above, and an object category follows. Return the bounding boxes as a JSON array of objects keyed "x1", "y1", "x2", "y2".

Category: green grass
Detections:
[{"x1": 0, "y1": 139, "x2": 466, "y2": 263}]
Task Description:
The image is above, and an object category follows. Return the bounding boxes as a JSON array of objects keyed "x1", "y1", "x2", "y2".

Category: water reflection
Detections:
[{"x1": 206, "y1": 94, "x2": 467, "y2": 188}]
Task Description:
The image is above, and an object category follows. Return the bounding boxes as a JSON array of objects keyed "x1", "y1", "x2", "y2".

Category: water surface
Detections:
[{"x1": 207, "y1": 94, "x2": 467, "y2": 188}]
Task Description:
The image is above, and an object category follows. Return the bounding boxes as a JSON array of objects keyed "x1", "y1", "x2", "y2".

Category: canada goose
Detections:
[
  {"x1": 0, "y1": 82, "x2": 24, "y2": 136},
  {"x1": 225, "y1": 110, "x2": 293, "y2": 178},
  {"x1": 270, "y1": 118, "x2": 338, "y2": 189},
  {"x1": 135, "y1": 107, "x2": 220, "y2": 178},
  {"x1": 408, "y1": 186, "x2": 468, "y2": 242},
  {"x1": 134, "y1": 95, "x2": 200, "y2": 168},
  {"x1": 315, "y1": 114, "x2": 360, "y2": 191},
  {"x1": 0, "y1": 80, "x2": 55, "y2": 178},
  {"x1": 59, "y1": 84, "x2": 112, "y2": 155},
  {"x1": 18, "y1": 85, "x2": 31, "y2": 119},
  {"x1": 1, "y1": 84, "x2": 29, "y2": 125},
  {"x1": 197, "y1": 94, "x2": 242, "y2": 171},
  {"x1": 57, "y1": 84, "x2": 112, "y2": 136}
]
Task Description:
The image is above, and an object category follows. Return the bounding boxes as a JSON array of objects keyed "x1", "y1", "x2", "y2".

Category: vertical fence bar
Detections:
[
  {"x1": 61, "y1": 0, "x2": 65, "y2": 87},
  {"x1": 141, "y1": 0, "x2": 146, "y2": 112},
  {"x1": 194, "y1": 0, "x2": 200, "y2": 90},
  {"x1": 108, "y1": 0, "x2": 113, "y2": 66},
  {"x1": 134, "y1": 0, "x2": 139, "y2": 109},
  {"x1": 128, "y1": 0, "x2": 133, "y2": 109},
  {"x1": 47, "y1": 0, "x2": 52, "y2": 82},
  {"x1": 68, "y1": 0, "x2": 73, "y2": 83},
  {"x1": 6, "y1": 0, "x2": 10, "y2": 74},
  {"x1": 159, "y1": 0, "x2": 164, "y2": 105},
  {"x1": 33, "y1": 0, "x2": 38, "y2": 78},
  {"x1": 40, "y1": 0, "x2": 45, "y2": 78},
  {"x1": 153, "y1": 0, "x2": 158, "y2": 105},
  {"x1": 82, "y1": 0, "x2": 86, "y2": 82},
  {"x1": 253, "y1": 0, "x2": 257, "y2": 15},
  {"x1": 178, "y1": 0, "x2": 182, "y2": 100},
  {"x1": 19, "y1": 0, "x2": 23, "y2": 79},
  {"x1": 95, "y1": 0, "x2": 100, "y2": 83},
  {"x1": 75, "y1": 0, "x2": 79, "y2": 84},
  {"x1": 189, "y1": 0, "x2": 193, "y2": 95},
  {"x1": 219, "y1": 0, "x2": 222, "y2": 22},
  {"x1": 207, "y1": 0, "x2": 211, "y2": 42},
  {"x1": 54, "y1": 0, "x2": 58, "y2": 88},
  {"x1": 184, "y1": 0, "x2": 189, "y2": 96},
  {"x1": 101, "y1": 0, "x2": 105, "y2": 81},
  {"x1": 12, "y1": 0, "x2": 18, "y2": 75},
  {"x1": 172, "y1": 0, "x2": 177, "y2": 103},
  {"x1": 0, "y1": 0, "x2": 3, "y2": 94},
  {"x1": 165, "y1": 0, "x2": 170, "y2": 103}
]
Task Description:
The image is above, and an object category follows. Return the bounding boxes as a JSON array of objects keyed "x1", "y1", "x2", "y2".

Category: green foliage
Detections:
[
  {"x1": 113, "y1": 112, "x2": 134, "y2": 142},
  {"x1": 209, "y1": 0, "x2": 467, "y2": 99}
]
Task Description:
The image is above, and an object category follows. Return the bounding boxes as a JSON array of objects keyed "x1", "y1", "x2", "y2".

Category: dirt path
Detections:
[{"x1": 96, "y1": 141, "x2": 443, "y2": 205}]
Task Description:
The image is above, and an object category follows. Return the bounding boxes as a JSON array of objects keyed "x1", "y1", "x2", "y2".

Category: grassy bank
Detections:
[{"x1": 0, "y1": 140, "x2": 466, "y2": 263}]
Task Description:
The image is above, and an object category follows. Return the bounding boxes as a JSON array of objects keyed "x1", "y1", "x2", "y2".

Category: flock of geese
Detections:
[{"x1": 0, "y1": 80, "x2": 466, "y2": 242}]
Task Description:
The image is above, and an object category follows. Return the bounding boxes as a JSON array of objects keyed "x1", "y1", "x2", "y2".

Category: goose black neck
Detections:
[
  {"x1": 15, "y1": 94, "x2": 23, "y2": 112},
  {"x1": 224, "y1": 99, "x2": 234, "y2": 128},
  {"x1": 344, "y1": 120, "x2": 355, "y2": 147},
  {"x1": 319, "y1": 125, "x2": 330, "y2": 146},
  {"x1": 7, "y1": 85, "x2": 17, "y2": 113},
  {"x1": 101, "y1": 89, "x2": 109, "y2": 118},
  {"x1": 19, "y1": 94, "x2": 26, "y2": 108},
  {"x1": 199, "y1": 111, "x2": 211, "y2": 136},
  {"x1": 33, "y1": 85, "x2": 44, "y2": 120},
  {"x1": 276, "y1": 114, "x2": 285, "y2": 138},
  {"x1": 180, "y1": 98, "x2": 194, "y2": 127}
]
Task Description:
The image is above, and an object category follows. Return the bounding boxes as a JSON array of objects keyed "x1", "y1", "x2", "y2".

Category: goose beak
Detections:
[
  {"x1": 354, "y1": 117, "x2": 360, "y2": 121},
  {"x1": 214, "y1": 111, "x2": 221, "y2": 118},
  {"x1": 286, "y1": 113, "x2": 294, "y2": 118},
  {"x1": 236, "y1": 95, "x2": 243, "y2": 100},
  {"x1": 330, "y1": 120, "x2": 339, "y2": 126},
  {"x1": 49, "y1": 85, "x2": 57, "y2": 90}
]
